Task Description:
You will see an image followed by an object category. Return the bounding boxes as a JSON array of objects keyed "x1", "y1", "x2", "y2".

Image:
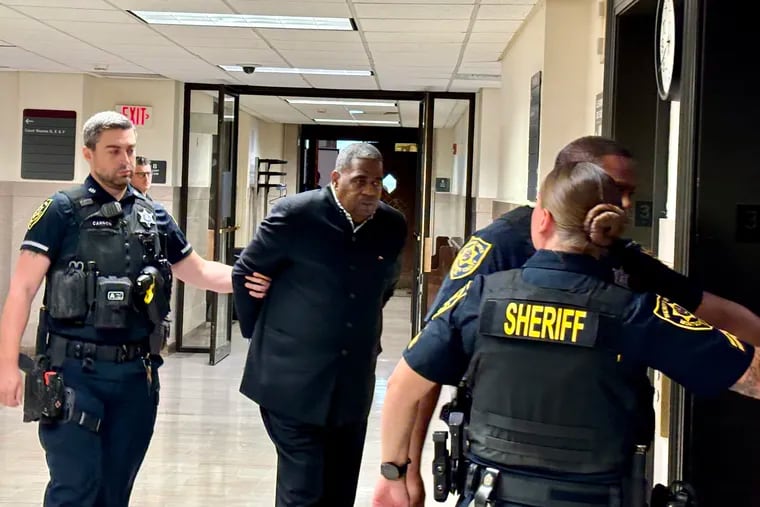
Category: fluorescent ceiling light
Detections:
[
  {"x1": 349, "y1": 110, "x2": 364, "y2": 115},
  {"x1": 219, "y1": 65, "x2": 371, "y2": 76},
  {"x1": 315, "y1": 119, "x2": 399, "y2": 125},
  {"x1": 130, "y1": 11, "x2": 355, "y2": 31},
  {"x1": 286, "y1": 99, "x2": 396, "y2": 107}
]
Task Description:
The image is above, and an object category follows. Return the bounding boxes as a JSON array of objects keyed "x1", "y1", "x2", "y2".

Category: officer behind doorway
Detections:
[
  {"x1": 0, "y1": 111, "x2": 235, "y2": 507},
  {"x1": 232, "y1": 142, "x2": 407, "y2": 507},
  {"x1": 372, "y1": 161, "x2": 760, "y2": 507},
  {"x1": 403, "y1": 136, "x2": 760, "y2": 506}
]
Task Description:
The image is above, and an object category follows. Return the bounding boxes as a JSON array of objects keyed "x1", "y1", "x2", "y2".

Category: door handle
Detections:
[{"x1": 218, "y1": 225, "x2": 240, "y2": 235}]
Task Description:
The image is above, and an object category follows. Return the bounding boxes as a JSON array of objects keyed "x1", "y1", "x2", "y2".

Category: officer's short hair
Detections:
[
  {"x1": 335, "y1": 143, "x2": 383, "y2": 172},
  {"x1": 83, "y1": 111, "x2": 134, "y2": 149},
  {"x1": 555, "y1": 136, "x2": 633, "y2": 167},
  {"x1": 540, "y1": 161, "x2": 626, "y2": 254},
  {"x1": 135, "y1": 156, "x2": 151, "y2": 167}
]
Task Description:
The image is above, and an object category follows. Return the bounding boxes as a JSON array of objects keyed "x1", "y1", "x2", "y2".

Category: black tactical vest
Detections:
[
  {"x1": 45, "y1": 185, "x2": 171, "y2": 342},
  {"x1": 466, "y1": 269, "x2": 653, "y2": 476}
]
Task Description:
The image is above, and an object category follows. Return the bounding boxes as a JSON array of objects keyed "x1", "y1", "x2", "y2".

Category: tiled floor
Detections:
[{"x1": 0, "y1": 295, "x2": 457, "y2": 506}]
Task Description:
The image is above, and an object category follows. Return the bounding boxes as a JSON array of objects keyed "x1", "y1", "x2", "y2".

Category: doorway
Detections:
[{"x1": 178, "y1": 86, "x2": 476, "y2": 362}]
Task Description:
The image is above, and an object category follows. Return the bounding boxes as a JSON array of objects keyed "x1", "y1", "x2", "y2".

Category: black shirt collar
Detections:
[{"x1": 84, "y1": 175, "x2": 136, "y2": 204}]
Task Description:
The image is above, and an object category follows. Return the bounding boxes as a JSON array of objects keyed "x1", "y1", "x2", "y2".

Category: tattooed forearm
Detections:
[{"x1": 730, "y1": 349, "x2": 760, "y2": 400}]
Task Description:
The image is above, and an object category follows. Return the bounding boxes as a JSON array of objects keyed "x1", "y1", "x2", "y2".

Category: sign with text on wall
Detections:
[
  {"x1": 21, "y1": 109, "x2": 76, "y2": 181},
  {"x1": 150, "y1": 160, "x2": 166, "y2": 184},
  {"x1": 116, "y1": 105, "x2": 153, "y2": 128}
]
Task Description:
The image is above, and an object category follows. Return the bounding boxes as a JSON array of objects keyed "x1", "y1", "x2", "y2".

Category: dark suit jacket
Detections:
[{"x1": 232, "y1": 187, "x2": 406, "y2": 426}]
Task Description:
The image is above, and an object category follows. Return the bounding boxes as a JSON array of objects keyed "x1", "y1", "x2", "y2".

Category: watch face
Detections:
[
  {"x1": 658, "y1": 0, "x2": 676, "y2": 95},
  {"x1": 380, "y1": 462, "x2": 401, "y2": 480}
]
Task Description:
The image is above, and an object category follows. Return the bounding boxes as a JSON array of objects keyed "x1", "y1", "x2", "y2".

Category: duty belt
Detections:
[
  {"x1": 48, "y1": 334, "x2": 148, "y2": 364},
  {"x1": 464, "y1": 464, "x2": 622, "y2": 507}
]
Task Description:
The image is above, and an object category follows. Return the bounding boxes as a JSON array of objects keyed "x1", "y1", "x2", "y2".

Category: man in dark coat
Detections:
[{"x1": 232, "y1": 142, "x2": 407, "y2": 507}]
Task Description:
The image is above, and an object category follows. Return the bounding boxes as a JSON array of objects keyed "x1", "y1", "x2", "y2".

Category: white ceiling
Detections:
[
  {"x1": 0, "y1": 0, "x2": 537, "y2": 92},
  {"x1": 237, "y1": 95, "x2": 470, "y2": 128}
]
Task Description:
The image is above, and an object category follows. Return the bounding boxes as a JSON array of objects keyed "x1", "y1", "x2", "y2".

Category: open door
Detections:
[
  {"x1": 176, "y1": 86, "x2": 238, "y2": 365},
  {"x1": 413, "y1": 93, "x2": 475, "y2": 335}
]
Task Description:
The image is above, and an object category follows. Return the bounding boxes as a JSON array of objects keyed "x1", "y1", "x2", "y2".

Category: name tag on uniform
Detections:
[{"x1": 480, "y1": 299, "x2": 600, "y2": 347}]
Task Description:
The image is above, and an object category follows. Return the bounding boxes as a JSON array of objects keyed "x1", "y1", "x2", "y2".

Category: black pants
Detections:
[
  {"x1": 39, "y1": 356, "x2": 160, "y2": 507},
  {"x1": 260, "y1": 407, "x2": 368, "y2": 507}
]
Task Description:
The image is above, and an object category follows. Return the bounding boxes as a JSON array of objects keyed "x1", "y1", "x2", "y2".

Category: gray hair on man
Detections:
[
  {"x1": 83, "y1": 111, "x2": 134, "y2": 149},
  {"x1": 334, "y1": 142, "x2": 383, "y2": 172}
]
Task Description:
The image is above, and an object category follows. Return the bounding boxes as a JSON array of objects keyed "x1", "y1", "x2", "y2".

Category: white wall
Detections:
[
  {"x1": 498, "y1": 1, "x2": 546, "y2": 204},
  {"x1": 0, "y1": 71, "x2": 184, "y2": 347},
  {"x1": 485, "y1": 0, "x2": 605, "y2": 209}
]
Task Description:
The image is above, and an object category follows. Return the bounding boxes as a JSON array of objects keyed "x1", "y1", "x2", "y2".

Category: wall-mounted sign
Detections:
[
  {"x1": 150, "y1": 159, "x2": 166, "y2": 184},
  {"x1": 116, "y1": 104, "x2": 153, "y2": 128},
  {"x1": 21, "y1": 109, "x2": 76, "y2": 181},
  {"x1": 595, "y1": 92, "x2": 603, "y2": 135},
  {"x1": 435, "y1": 177, "x2": 450, "y2": 193}
]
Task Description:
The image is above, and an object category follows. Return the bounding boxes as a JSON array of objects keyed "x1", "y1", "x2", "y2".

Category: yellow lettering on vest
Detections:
[
  {"x1": 504, "y1": 302, "x2": 517, "y2": 335},
  {"x1": 560, "y1": 308, "x2": 575, "y2": 341},
  {"x1": 528, "y1": 305, "x2": 543, "y2": 338},
  {"x1": 516, "y1": 303, "x2": 530, "y2": 336},
  {"x1": 571, "y1": 310, "x2": 587, "y2": 343},
  {"x1": 541, "y1": 306, "x2": 557, "y2": 340}
]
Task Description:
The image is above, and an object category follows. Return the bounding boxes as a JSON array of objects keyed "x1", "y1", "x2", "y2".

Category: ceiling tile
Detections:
[
  {"x1": 480, "y1": 0, "x2": 536, "y2": 4},
  {"x1": 477, "y1": 4, "x2": 533, "y2": 20},
  {"x1": 235, "y1": 72, "x2": 312, "y2": 88},
  {"x1": 364, "y1": 31, "x2": 465, "y2": 43},
  {"x1": 190, "y1": 47, "x2": 286, "y2": 65},
  {"x1": 353, "y1": 0, "x2": 474, "y2": 3},
  {"x1": 227, "y1": 1, "x2": 351, "y2": 17},
  {"x1": 458, "y1": 62, "x2": 502, "y2": 75},
  {"x1": 301, "y1": 75, "x2": 379, "y2": 90},
  {"x1": 3, "y1": 0, "x2": 112, "y2": 8},
  {"x1": 449, "y1": 78, "x2": 501, "y2": 91},
  {"x1": 108, "y1": 0, "x2": 234, "y2": 13},
  {"x1": 472, "y1": 19, "x2": 522, "y2": 32},
  {"x1": 15, "y1": 6, "x2": 134, "y2": 22},
  {"x1": 272, "y1": 40, "x2": 364, "y2": 52},
  {"x1": 354, "y1": 4, "x2": 473, "y2": 19},
  {"x1": 468, "y1": 32, "x2": 511, "y2": 43},
  {"x1": 0, "y1": 46, "x2": 72, "y2": 71},
  {"x1": 360, "y1": 19, "x2": 468, "y2": 32},
  {"x1": 0, "y1": 5, "x2": 28, "y2": 17},
  {"x1": 368, "y1": 42, "x2": 462, "y2": 53},
  {"x1": 258, "y1": 29, "x2": 362, "y2": 43}
]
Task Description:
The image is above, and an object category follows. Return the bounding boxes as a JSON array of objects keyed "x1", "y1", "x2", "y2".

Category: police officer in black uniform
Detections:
[
  {"x1": 0, "y1": 111, "x2": 236, "y2": 507},
  {"x1": 403, "y1": 136, "x2": 760, "y2": 504},
  {"x1": 372, "y1": 161, "x2": 760, "y2": 507}
]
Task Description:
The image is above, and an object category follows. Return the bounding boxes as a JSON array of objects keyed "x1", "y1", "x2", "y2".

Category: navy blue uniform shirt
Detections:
[
  {"x1": 406, "y1": 250, "x2": 753, "y2": 398},
  {"x1": 425, "y1": 206, "x2": 704, "y2": 321},
  {"x1": 21, "y1": 175, "x2": 192, "y2": 342}
]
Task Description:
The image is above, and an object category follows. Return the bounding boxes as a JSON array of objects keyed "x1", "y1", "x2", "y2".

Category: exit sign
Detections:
[{"x1": 116, "y1": 105, "x2": 153, "y2": 128}]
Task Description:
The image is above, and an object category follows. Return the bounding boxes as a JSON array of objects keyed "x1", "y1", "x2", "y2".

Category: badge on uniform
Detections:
[
  {"x1": 653, "y1": 295, "x2": 712, "y2": 331},
  {"x1": 28, "y1": 198, "x2": 52, "y2": 230},
  {"x1": 449, "y1": 236, "x2": 493, "y2": 280},
  {"x1": 136, "y1": 207, "x2": 156, "y2": 229}
]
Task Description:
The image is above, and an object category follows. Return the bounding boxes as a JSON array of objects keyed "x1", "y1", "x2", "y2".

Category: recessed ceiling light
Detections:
[
  {"x1": 130, "y1": 11, "x2": 355, "y2": 31},
  {"x1": 286, "y1": 99, "x2": 395, "y2": 107},
  {"x1": 220, "y1": 65, "x2": 372, "y2": 76},
  {"x1": 314, "y1": 119, "x2": 399, "y2": 125}
]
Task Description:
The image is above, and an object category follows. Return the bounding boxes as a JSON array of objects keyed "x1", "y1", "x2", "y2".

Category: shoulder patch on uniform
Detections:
[
  {"x1": 450, "y1": 236, "x2": 493, "y2": 280},
  {"x1": 719, "y1": 329, "x2": 746, "y2": 352},
  {"x1": 431, "y1": 280, "x2": 472, "y2": 320},
  {"x1": 27, "y1": 198, "x2": 53, "y2": 230},
  {"x1": 653, "y1": 295, "x2": 712, "y2": 331}
]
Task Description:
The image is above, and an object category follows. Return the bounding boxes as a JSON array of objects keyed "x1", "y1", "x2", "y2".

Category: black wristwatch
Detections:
[{"x1": 380, "y1": 458, "x2": 411, "y2": 480}]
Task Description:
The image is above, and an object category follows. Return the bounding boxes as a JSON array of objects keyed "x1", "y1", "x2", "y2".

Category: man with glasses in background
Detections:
[{"x1": 132, "y1": 156, "x2": 153, "y2": 198}]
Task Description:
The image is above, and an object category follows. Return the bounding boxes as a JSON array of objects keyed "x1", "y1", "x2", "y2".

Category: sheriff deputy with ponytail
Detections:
[{"x1": 372, "y1": 161, "x2": 760, "y2": 507}]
